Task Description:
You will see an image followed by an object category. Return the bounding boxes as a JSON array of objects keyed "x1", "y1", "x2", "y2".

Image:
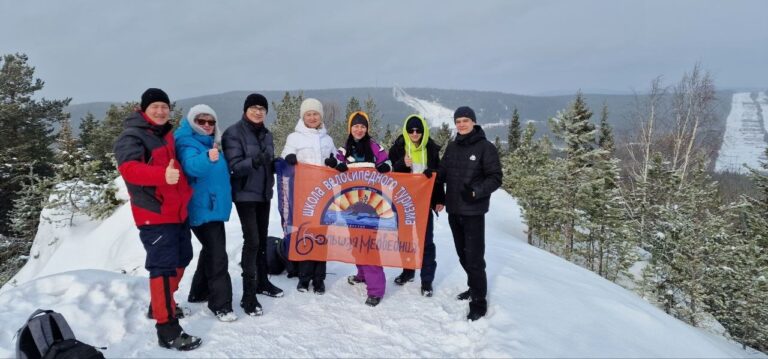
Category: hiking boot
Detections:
[
  {"x1": 240, "y1": 297, "x2": 263, "y2": 316},
  {"x1": 420, "y1": 282, "x2": 433, "y2": 297},
  {"x1": 158, "y1": 331, "x2": 202, "y2": 351},
  {"x1": 467, "y1": 306, "x2": 487, "y2": 321},
  {"x1": 256, "y1": 280, "x2": 284, "y2": 298},
  {"x1": 456, "y1": 289, "x2": 471, "y2": 301},
  {"x1": 393, "y1": 271, "x2": 415, "y2": 285},
  {"x1": 365, "y1": 296, "x2": 382, "y2": 307},
  {"x1": 187, "y1": 293, "x2": 208, "y2": 303},
  {"x1": 147, "y1": 304, "x2": 190, "y2": 320},
  {"x1": 297, "y1": 280, "x2": 310, "y2": 293},
  {"x1": 214, "y1": 310, "x2": 238, "y2": 322},
  {"x1": 313, "y1": 280, "x2": 325, "y2": 295},
  {"x1": 347, "y1": 275, "x2": 364, "y2": 285}
]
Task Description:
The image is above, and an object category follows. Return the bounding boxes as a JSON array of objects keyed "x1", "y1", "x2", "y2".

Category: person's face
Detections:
[
  {"x1": 145, "y1": 102, "x2": 170, "y2": 125},
  {"x1": 303, "y1": 110, "x2": 322, "y2": 129},
  {"x1": 194, "y1": 114, "x2": 216, "y2": 135},
  {"x1": 351, "y1": 124, "x2": 367, "y2": 140},
  {"x1": 245, "y1": 105, "x2": 267, "y2": 123},
  {"x1": 407, "y1": 128, "x2": 423, "y2": 144},
  {"x1": 455, "y1": 117, "x2": 474, "y2": 135}
]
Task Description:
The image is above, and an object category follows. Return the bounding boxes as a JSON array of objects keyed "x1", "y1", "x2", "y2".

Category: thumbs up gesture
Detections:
[
  {"x1": 165, "y1": 159, "x2": 180, "y2": 185},
  {"x1": 209, "y1": 143, "x2": 219, "y2": 162}
]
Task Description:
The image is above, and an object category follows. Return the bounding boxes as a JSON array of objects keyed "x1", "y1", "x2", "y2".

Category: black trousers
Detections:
[
  {"x1": 401, "y1": 212, "x2": 437, "y2": 284},
  {"x1": 448, "y1": 214, "x2": 487, "y2": 307},
  {"x1": 298, "y1": 260, "x2": 326, "y2": 283},
  {"x1": 189, "y1": 221, "x2": 233, "y2": 313},
  {"x1": 234, "y1": 201, "x2": 271, "y2": 294}
]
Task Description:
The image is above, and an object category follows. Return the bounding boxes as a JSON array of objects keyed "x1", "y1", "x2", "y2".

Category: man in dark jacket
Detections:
[
  {"x1": 389, "y1": 114, "x2": 445, "y2": 297},
  {"x1": 222, "y1": 93, "x2": 282, "y2": 317},
  {"x1": 113, "y1": 88, "x2": 201, "y2": 350},
  {"x1": 438, "y1": 106, "x2": 502, "y2": 321}
]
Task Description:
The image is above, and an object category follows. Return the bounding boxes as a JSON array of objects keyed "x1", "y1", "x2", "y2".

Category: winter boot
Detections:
[
  {"x1": 313, "y1": 280, "x2": 325, "y2": 295},
  {"x1": 420, "y1": 282, "x2": 433, "y2": 297},
  {"x1": 256, "y1": 279, "x2": 284, "y2": 298},
  {"x1": 156, "y1": 320, "x2": 202, "y2": 351},
  {"x1": 297, "y1": 280, "x2": 310, "y2": 293},
  {"x1": 456, "y1": 289, "x2": 471, "y2": 301},
  {"x1": 467, "y1": 298, "x2": 487, "y2": 321},
  {"x1": 365, "y1": 296, "x2": 382, "y2": 307},
  {"x1": 241, "y1": 277, "x2": 263, "y2": 316},
  {"x1": 214, "y1": 310, "x2": 238, "y2": 322},
  {"x1": 147, "y1": 304, "x2": 190, "y2": 320},
  {"x1": 347, "y1": 275, "x2": 364, "y2": 285},
  {"x1": 393, "y1": 270, "x2": 415, "y2": 285}
]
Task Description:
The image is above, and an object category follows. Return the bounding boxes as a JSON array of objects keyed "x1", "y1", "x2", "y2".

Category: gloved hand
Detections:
[
  {"x1": 252, "y1": 152, "x2": 272, "y2": 169},
  {"x1": 285, "y1": 154, "x2": 298, "y2": 166},
  {"x1": 335, "y1": 163, "x2": 348, "y2": 172},
  {"x1": 460, "y1": 184, "x2": 476, "y2": 202},
  {"x1": 423, "y1": 168, "x2": 433, "y2": 179},
  {"x1": 324, "y1": 154, "x2": 338, "y2": 168},
  {"x1": 376, "y1": 162, "x2": 391, "y2": 173}
]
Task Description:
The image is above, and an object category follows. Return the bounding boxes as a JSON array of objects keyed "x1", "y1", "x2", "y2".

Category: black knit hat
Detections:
[
  {"x1": 454, "y1": 106, "x2": 476, "y2": 123},
  {"x1": 140, "y1": 88, "x2": 170, "y2": 112},
  {"x1": 405, "y1": 116, "x2": 424, "y2": 132},
  {"x1": 350, "y1": 113, "x2": 369, "y2": 129},
  {"x1": 243, "y1": 93, "x2": 269, "y2": 113}
]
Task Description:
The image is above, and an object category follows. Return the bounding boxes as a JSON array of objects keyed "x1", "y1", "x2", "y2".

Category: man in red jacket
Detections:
[{"x1": 113, "y1": 88, "x2": 201, "y2": 351}]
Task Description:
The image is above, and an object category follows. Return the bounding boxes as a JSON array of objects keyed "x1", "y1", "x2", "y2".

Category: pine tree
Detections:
[
  {"x1": 382, "y1": 124, "x2": 395, "y2": 148},
  {"x1": 271, "y1": 91, "x2": 303, "y2": 155},
  {"x1": 433, "y1": 123, "x2": 452, "y2": 157},
  {"x1": 363, "y1": 96, "x2": 382, "y2": 139},
  {"x1": 0, "y1": 53, "x2": 70, "y2": 236},
  {"x1": 508, "y1": 107, "x2": 521, "y2": 153},
  {"x1": 494, "y1": 136, "x2": 503, "y2": 156},
  {"x1": 86, "y1": 102, "x2": 137, "y2": 173},
  {"x1": 78, "y1": 112, "x2": 98, "y2": 149},
  {"x1": 548, "y1": 92, "x2": 596, "y2": 258}
]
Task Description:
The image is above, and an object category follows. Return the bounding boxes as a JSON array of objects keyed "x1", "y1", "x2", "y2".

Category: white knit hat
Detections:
[
  {"x1": 186, "y1": 104, "x2": 221, "y2": 143},
  {"x1": 300, "y1": 98, "x2": 324, "y2": 119}
]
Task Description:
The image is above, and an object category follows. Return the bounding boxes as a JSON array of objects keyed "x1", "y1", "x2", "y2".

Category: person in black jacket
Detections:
[
  {"x1": 388, "y1": 114, "x2": 445, "y2": 297},
  {"x1": 222, "y1": 93, "x2": 283, "y2": 317},
  {"x1": 438, "y1": 106, "x2": 502, "y2": 321}
]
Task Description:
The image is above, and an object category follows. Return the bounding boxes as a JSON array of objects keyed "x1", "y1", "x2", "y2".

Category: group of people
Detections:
[{"x1": 114, "y1": 88, "x2": 502, "y2": 351}]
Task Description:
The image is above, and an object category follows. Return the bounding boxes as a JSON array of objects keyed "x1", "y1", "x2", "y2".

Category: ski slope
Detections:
[
  {"x1": 715, "y1": 92, "x2": 768, "y2": 173},
  {"x1": 0, "y1": 181, "x2": 763, "y2": 357},
  {"x1": 393, "y1": 86, "x2": 456, "y2": 128}
]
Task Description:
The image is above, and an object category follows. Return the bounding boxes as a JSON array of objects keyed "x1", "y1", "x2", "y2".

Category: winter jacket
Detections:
[
  {"x1": 174, "y1": 117, "x2": 232, "y2": 227},
  {"x1": 389, "y1": 116, "x2": 445, "y2": 209},
  {"x1": 335, "y1": 138, "x2": 389, "y2": 166},
  {"x1": 281, "y1": 119, "x2": 336, "y2": 165},
  {"x1": 222, "y1": 117, "x2": 275, "y2": 202},
  {"x1": 114, "y1": 111, "x2": 193, "y2": 226},
  {"x1": 438, "y1": 125, "x2": 502, "y2": 215}
]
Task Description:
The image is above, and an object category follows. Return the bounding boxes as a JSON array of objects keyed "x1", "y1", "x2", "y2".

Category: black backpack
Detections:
[
  {"x1": 266, "y1": 235, "x2": 287, "y2": 275},
  {"x1": 16, "y1": 309, "x2": 104, "y2": 359}
]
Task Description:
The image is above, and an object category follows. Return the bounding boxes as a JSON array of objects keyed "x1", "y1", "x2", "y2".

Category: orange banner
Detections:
[{"x1": 276, "y1": 161, "x2": 435, "y2": 269}]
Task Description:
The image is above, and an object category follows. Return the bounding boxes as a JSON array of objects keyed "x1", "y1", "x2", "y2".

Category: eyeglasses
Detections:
[
  {"x1": 195, "y1": 118, "x2": 217, "y2": 126},
  {"x1": 408, "y1": 128, "x2": 424, "y2": 134},
  {"x1": 247, "y1": 106, "x2": 267, "y2": 114}
]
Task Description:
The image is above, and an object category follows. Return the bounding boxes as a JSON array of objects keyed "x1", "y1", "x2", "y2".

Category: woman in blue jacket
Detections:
[{"x1": 175, "y1": 104, "x2": 236, "y2": 322}]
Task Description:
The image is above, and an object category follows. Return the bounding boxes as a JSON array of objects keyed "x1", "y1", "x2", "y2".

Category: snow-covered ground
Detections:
[
  {"x1": 715, "y1": 92, "x2": 768, "y2": 173},
  {"x1": 393, "y1": 86, "x2": 456, "y2": 128},
  {"x1": 0, "y1": 181, "x2": 763, "y2": 357}
]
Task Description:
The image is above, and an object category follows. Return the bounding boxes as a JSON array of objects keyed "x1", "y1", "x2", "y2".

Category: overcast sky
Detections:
[{"x1": 1, "y1": 0, "x2": 766, "y2": 104}]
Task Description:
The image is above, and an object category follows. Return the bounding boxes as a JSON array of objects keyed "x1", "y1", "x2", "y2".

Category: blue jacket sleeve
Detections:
[{"x1": 177, "y1": 141, "x2": 214, "y2": 178}]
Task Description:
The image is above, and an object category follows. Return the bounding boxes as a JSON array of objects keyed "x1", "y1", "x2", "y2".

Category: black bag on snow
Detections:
[
  {"x1": 16, "y1": 309, "x2": 104, "y2": 359},
  {"x1": 266, "y1": 235, "x2": 286, "y2": 275}
]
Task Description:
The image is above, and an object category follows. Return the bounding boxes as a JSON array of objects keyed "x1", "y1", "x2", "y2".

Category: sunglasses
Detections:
[
  {"x1": 195, "y1": 118, "x2": 217, "y2": 126},
  {"x1": 408, "y1": 128, "x2": 424, "y2": 134}
]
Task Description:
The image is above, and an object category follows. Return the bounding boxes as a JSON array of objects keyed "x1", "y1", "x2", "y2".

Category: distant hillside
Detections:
[{"x1": 65, "y1": 87, "x2": 736, "y2": 146}]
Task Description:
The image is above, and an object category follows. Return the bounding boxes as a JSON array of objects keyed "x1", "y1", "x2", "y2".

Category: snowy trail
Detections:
[
  {"x1": 0, "y1": 190, "x2": 763, "y2": 357},
  {"x1": 393, "y1": 86, "x2": 456, "y2": 128},
  {"x1": 715, "y1": 92, "x2": 768, "y2": 173}
]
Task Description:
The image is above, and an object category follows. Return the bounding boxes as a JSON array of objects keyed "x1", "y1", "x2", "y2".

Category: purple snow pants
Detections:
[{"x1": 355, "y1": 265, "x2": 386, "y2": 297}]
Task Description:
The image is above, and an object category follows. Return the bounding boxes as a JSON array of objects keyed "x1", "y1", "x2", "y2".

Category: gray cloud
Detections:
[{"x1": 1, "y1": 0, "x2": 765, "y2": 103}]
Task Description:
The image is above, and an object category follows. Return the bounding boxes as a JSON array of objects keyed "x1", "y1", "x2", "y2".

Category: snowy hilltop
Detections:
[
  {"x1": 0, "y1": 182, "x2": 762, "y2": 357},
  {"x1": 715, "y1": 92, "x2": 768, "y2": 173}
]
